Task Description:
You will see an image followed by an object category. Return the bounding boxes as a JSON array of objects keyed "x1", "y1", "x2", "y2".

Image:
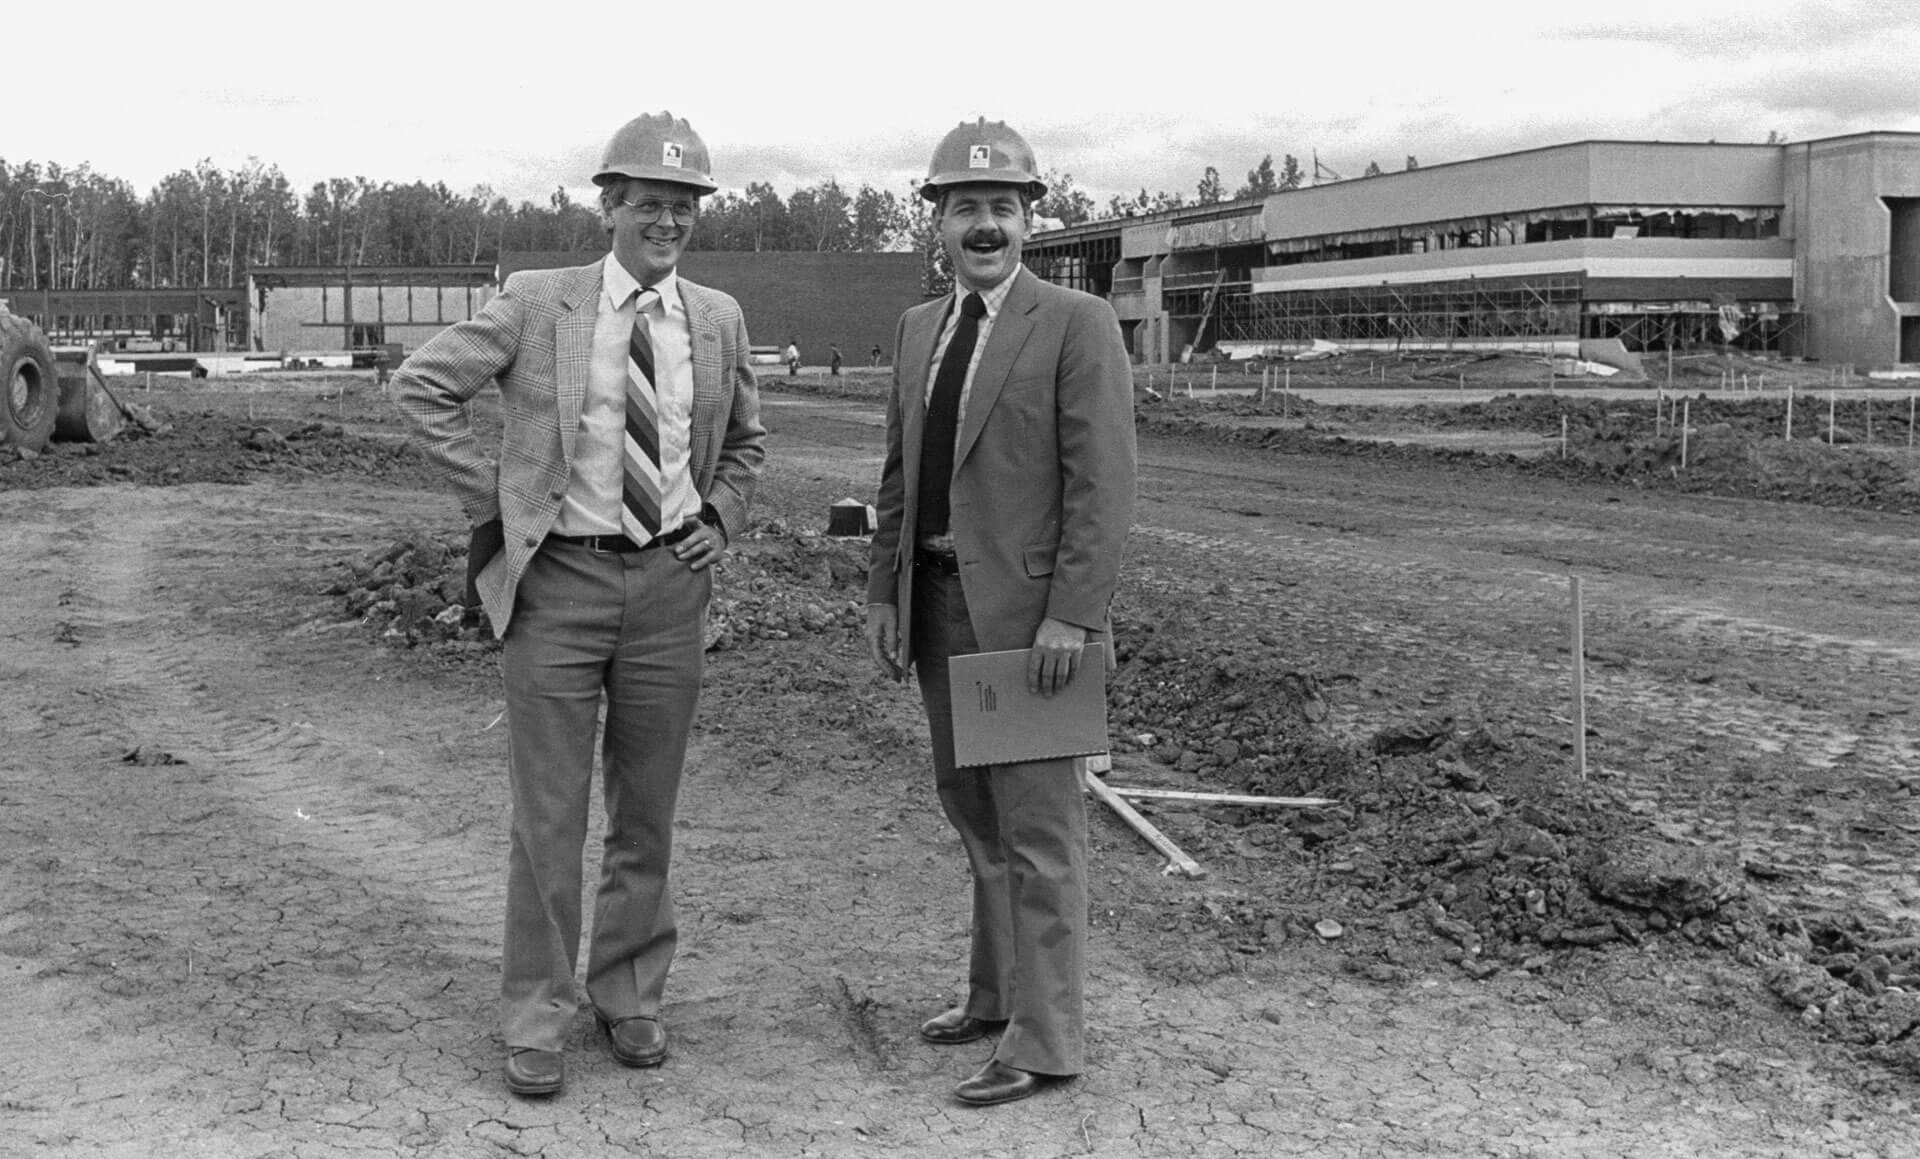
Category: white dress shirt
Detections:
[{"x1": 554, "y1": 254, "x2": 699, "y2": 541}]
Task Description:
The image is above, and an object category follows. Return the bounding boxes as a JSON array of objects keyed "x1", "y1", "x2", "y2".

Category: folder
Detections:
[{"x1": 947, "y1": 644, "x2": 1109, "y2": 768}]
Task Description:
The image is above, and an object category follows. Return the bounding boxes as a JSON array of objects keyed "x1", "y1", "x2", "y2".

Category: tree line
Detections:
[{"x1": 0, "y1": 152, "x2": 1420, "y2": 292}]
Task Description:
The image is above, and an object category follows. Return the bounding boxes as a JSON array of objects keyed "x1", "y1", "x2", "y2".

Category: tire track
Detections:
[{"x1": 13, "y1": 486, "x2": 506, "y2": 950}]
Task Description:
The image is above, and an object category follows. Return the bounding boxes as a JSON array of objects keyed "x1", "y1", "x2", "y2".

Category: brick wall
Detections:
[
  {"x1": 501, "y1": 250, "x2": 932, "y2": 367},
  {"x1": 679, "y1": 251, "x2": 929, "y2": 366}
]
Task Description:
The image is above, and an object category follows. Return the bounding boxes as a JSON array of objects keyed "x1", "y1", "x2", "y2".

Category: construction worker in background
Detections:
[
  {"x1": 391, "y1": 111, "x2": 765, "y2": 1099},
  {"x1": 785, "y1": 338, "x2": 801, "y2": 377},
  {"x1": 829, "y1": 344, "x2": 843, "y2": 376},
  {"x1": 864, "y1": 118, "x2": 1136, "y2": 1107}
]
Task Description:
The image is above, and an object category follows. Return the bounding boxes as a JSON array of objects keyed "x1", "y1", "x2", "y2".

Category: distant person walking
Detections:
[
  {"x1": 829, "y1": 344, "x2": 843, "y2": 376},
  {"x1": 785, "y1": 339, "x2": 801, "y2": 377},
  {"x1": 870, "y1": 344, "x2": 884, "y2": 367},
  {"x1": 391, "y1": 111, "x2": 765, "y2": 1100}
]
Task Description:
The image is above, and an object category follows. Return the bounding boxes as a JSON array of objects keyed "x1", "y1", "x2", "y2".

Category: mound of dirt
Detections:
[
  {"x1": 1141, "y1": 393, "x2": 1920, "y2": 513},
  {"x1": 0, "y1": 411, "x2": 438, "y2": 490},
  {"x1": 329, "y1": 521, "x2": 871, "y2": 658}
]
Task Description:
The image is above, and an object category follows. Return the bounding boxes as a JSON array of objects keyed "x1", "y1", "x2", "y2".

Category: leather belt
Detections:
[
  {"x1": 915, "y1": 547, "x2": 961, "y2": 576},
  {"x1": 548, "y1": 521, "x2": 699, "y2": 554}
]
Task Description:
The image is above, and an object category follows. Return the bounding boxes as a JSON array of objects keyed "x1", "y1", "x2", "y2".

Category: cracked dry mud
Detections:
[{"x1": 2, "y1": 372, "x2": 1917, "y2": 1157}]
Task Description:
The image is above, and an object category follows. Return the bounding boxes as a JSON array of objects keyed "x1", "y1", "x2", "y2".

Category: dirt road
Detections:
[{"x1": 1, "y1": 379, "x2": 1914, "y2": 1157}]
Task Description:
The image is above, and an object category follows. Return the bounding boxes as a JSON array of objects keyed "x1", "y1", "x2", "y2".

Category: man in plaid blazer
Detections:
[{"x1": 392, "y1": 113, "x2": 764, "y2": 1098}]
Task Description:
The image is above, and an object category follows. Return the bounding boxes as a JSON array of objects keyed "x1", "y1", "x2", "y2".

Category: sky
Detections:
[{"x1": 11, "y1": 0, "x2": 1918, "y2": 209}]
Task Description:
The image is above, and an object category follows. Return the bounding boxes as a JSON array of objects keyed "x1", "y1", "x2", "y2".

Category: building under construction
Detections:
[{"x1": 1022, "y1": 132, "x2": 1920, "y2": 369}]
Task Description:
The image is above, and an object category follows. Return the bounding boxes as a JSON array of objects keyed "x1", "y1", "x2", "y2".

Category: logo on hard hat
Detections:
[
  {"x1": 968, "y1": 145, "x2": 991, "y2": 169},
  {"x1": 662, "y1": 142, "x2": 684, "y2": 168}
]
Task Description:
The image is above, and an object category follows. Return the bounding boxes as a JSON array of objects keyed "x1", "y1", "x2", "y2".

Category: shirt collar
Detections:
[
  {"x1": 956, "y1": 265, "x2": 1020, "y2": 320},
  {"x1": 603, "y1": 253, "x2": 680, "y2": 314}
]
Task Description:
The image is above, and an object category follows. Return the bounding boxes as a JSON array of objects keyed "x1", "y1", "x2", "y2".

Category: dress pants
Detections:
[
  {"x1": 498, "y1": 538, "x2": 710, "y2": 1053},
  {"x1": 911, "y1": 566, "x2": 1088, "y2": 1076}
]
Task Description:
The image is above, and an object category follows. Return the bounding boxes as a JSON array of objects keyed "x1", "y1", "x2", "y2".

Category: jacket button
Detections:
[{"x1": 524, "y1": 536, "x2": 539, "y2": 547}]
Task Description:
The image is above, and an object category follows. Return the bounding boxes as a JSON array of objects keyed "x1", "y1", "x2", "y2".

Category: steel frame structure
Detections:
[
  {"x1": 1214, "y1": 275, "x2": 1583, "y2": 347},
  {"x1": 1021, "y1": 232, "x2": 1119, "y2": 296}
]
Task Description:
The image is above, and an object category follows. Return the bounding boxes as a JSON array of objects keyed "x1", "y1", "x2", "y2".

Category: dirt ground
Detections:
[{"x1": 3, "y1": 364, "x2": 1918, "y2": 1157}]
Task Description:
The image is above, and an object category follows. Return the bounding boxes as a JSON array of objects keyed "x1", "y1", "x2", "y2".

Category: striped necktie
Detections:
[{"x1": 621, "y1": 287, "x2": 663, "y2": 544}]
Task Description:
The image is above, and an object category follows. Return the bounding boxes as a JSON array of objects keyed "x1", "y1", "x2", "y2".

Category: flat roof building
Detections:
[
  {"x1": 1022, "y1": 132, "x2": 1920, "y2": 369},
  {"x1": 248, "y1": 265, "x2": 498, "y2": 355}
]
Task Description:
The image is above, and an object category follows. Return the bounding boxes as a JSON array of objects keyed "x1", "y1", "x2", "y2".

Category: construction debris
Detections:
[{"x1": 1084, "y1": 766, "x2": 1206, "y2": 878}]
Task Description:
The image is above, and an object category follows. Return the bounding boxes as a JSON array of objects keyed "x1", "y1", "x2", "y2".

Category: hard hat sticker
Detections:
[
  {"x1": 662, "y1": 142, "x2": 684, "y2": 168},
  {"x1": 968, "y1": 145, "x2": 991, "y2": 169}
]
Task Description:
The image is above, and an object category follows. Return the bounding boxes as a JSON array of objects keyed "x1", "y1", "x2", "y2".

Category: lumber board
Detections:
[
  {"x1": 1109, "y1": 786, "x2": 1337, "y2": 809},
  {"x1": 1082, "y1": 767, "x2": 1206, "y2": 878}
]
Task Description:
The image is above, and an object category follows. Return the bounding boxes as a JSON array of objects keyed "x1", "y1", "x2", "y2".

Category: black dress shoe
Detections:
[
  {"x1": 504, "y1": 1048, "x2": 563, "y2": 1097},
  {"x1": 920, "y1": 1006, "x2": 1007, "y2": 1045},
  {"x1": 599, "y1": 1014, "x2": 668, "y2": 1067},
  {"x1": 955, "y1": 1059, "x2": 1048, "y2": 1106}
]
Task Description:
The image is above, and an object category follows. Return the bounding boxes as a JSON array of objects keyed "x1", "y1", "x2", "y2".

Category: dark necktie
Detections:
[
  {"x1": 917, "y1": 291, "x2": 986, "y2": 537},
  {"x1": 620, "y1": 288, "x2": 663, "y2": 544}
]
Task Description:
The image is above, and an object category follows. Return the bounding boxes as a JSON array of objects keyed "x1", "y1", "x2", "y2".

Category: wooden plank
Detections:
[
  {"x1": 1109, "y1": 786, "x2": 1336, "y2": 809},
  {"x1": 1082, "y1": 767, "x2": 1206, "y2": 879}
]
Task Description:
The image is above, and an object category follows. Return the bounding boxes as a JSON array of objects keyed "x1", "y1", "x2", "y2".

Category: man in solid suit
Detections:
[
  {"x1": 864, "y1": 118, "x2": 1137, "y2": 1107},
  {"x1": 392, "y1": 112, "x2": 764, "y2": 1098}
]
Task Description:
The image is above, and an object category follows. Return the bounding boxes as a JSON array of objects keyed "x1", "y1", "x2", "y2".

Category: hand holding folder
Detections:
[{"x1": 946, "y1": 644, "x2": 1109, "y2": 768}]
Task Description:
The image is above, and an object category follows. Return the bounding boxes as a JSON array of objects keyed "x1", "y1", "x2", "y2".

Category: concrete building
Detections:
[
  {"x1": 1022, "y1": 132, "x2": 1920, "y2": 369},
  {"x1": 247, "y1": 265, "x2": 497, "y2": 355}
]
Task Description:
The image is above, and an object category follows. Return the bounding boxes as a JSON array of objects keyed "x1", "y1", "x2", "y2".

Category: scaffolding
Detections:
[
  {"x1": 1215, "y1": 275, "x2": 1582, "y2": 348},
  {"x1": 1585, "y1": 306, "x2": 1802, "y2": 352}
]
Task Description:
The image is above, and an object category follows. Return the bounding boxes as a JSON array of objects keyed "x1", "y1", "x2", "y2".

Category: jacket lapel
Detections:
[
  {"x1": 554, "y1": 263, "x2": 603, "y2": 463},
  {"x1": 678, "y1": 278, "x2": 725, "y2": 474},
  {"x1": 955, "y1": 270, "x2": 1037, "y2": 469}
]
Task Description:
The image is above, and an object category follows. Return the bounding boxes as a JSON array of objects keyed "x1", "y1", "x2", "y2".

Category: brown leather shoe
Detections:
[
  {"x1": 504, "y1": 1048, "x2": 563, "y2": 1097},
  {"x1": 599, "y1": 1015, "x2": 669, "y2": 1067},
  {"x1": 920, "y1": 1006, "x2": 1006, "y2": 1045},
  {"x1": 955, "y1": 1059, "x2": 1048, "y2": 1106}
]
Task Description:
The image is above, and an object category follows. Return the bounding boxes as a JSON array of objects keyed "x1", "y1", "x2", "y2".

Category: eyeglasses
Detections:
[{"x1": 616, "y1": 196, "x2": 699, "y2": 225}]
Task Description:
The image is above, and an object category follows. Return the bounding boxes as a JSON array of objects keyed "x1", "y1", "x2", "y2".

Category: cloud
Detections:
[{"x1": 1554, "y1": 1, "x2": 1904, "y2": 56}]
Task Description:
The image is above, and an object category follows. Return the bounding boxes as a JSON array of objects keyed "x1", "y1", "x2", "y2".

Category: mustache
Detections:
[{"x1": 962, "y1": 229, "x2": 1007, "y2": 247}]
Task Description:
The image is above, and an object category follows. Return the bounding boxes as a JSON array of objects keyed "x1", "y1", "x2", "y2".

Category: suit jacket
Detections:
[
  {"x1": 868, "y1": 268, "x2": 1136, "y2": 666},
  {"x1": 393, "y1": 261, "x2": 765, "y2": 637}
]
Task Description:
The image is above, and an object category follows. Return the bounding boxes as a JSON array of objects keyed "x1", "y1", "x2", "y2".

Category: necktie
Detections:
[
  {"x1": 621, "y1": 288, "x2": 663, "y2": 545},
  {"x1": 917, "y1": 291, "x2": 986, "y2": 537}
]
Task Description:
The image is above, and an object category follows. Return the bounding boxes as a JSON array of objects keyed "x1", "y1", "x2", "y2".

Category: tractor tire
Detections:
[{"x1": 0, "y1": 314, "x2": 59, "y2": 454}]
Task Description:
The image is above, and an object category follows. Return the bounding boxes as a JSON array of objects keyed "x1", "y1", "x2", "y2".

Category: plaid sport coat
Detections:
[{"x1": 392, "y1": 260, "x2": 765, "y2": 637}]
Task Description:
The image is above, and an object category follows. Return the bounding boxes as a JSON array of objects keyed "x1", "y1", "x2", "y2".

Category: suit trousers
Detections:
[
  {"x1": 498, "y1": 538, "x2": 710, "y2": 1052},
  {"x1": 911, "y1": 566, "x2": 1088, "y2": 1076}
]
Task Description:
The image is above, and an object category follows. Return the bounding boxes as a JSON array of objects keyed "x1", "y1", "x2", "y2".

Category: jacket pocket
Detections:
[{"x1": 1022, "y1": 542, "x2": 1058, "y2": 577}]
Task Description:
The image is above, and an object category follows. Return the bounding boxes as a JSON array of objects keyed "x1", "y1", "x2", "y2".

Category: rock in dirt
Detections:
[{"x1": 1582, "y1": 834, "x2": 1741, "y2": 920}]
